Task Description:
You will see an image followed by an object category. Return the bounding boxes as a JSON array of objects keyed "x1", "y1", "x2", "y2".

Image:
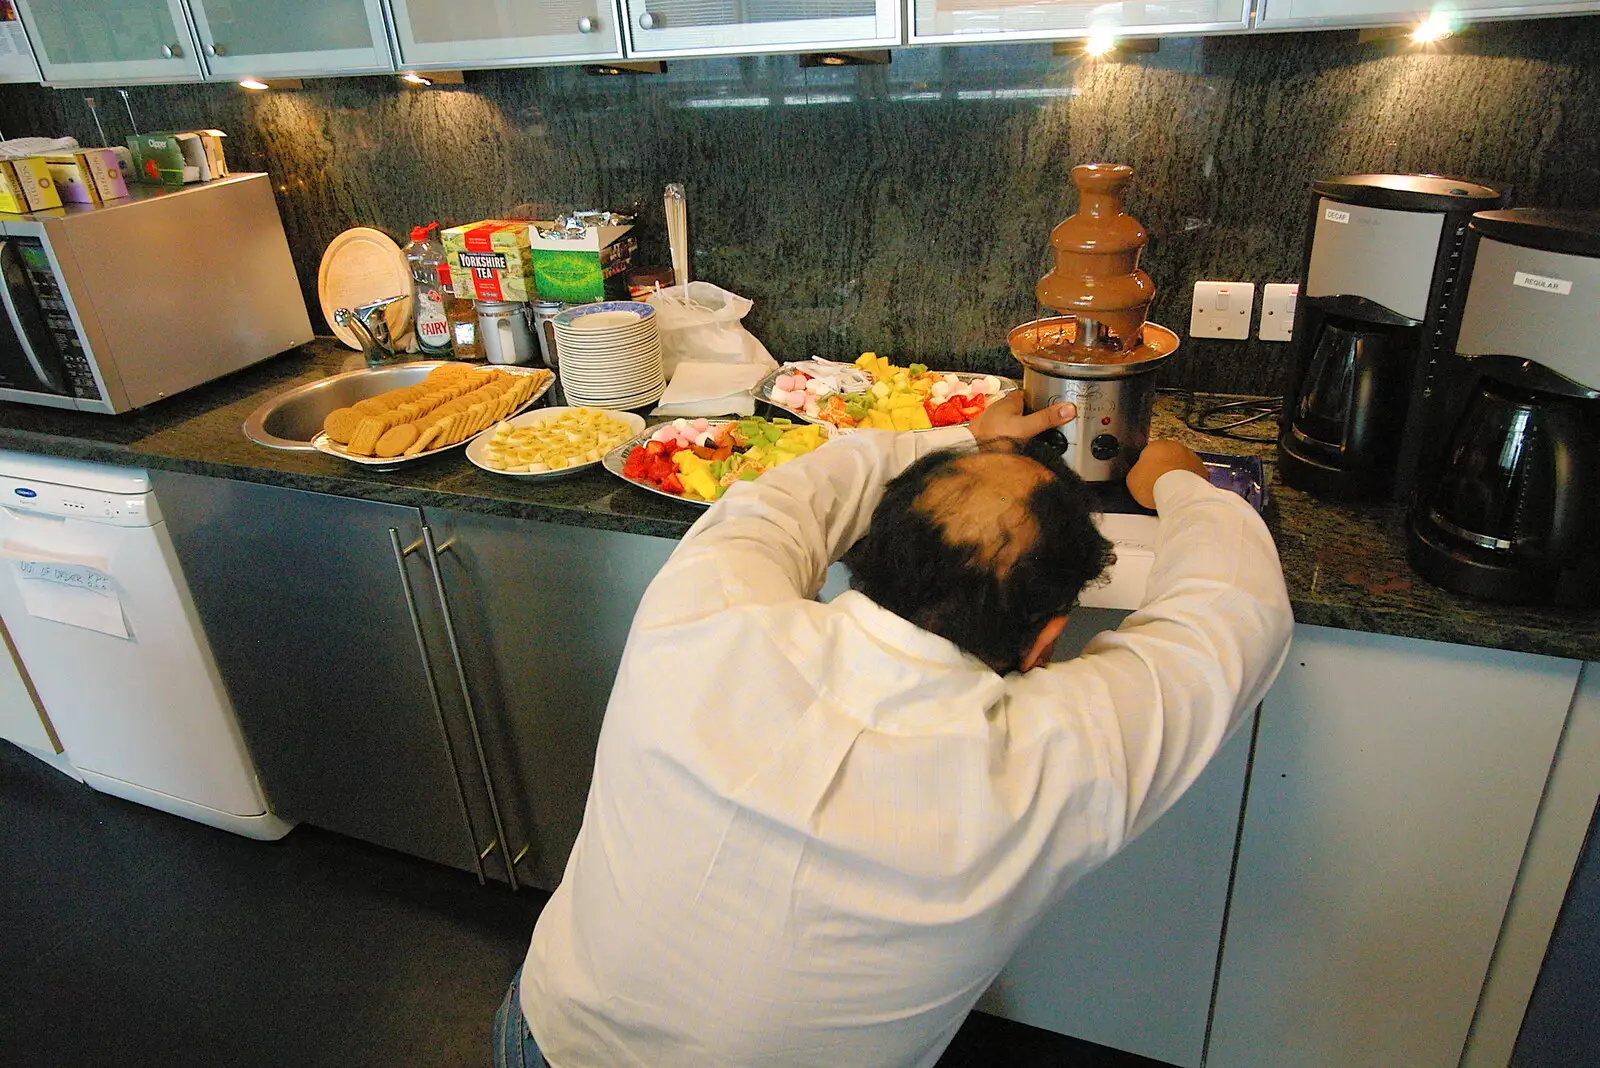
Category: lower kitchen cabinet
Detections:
[
  {"x1": 1206, "y1": 625, "x2": 1582, "y2": 1068},
  {"x1": 152, "y1": 472, "x2": 676, "y2": 890},
  {"x1": 977, "y1": 608, "x2": 1253, "y2": 1068},
  {"x1": 419, "y1": 506, "x2": 675, "y2": 890}
]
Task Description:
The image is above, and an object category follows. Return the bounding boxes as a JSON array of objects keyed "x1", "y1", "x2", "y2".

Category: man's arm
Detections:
[{"x1": 1015, "y1": 451, "x2": 1293, "y2": 846}]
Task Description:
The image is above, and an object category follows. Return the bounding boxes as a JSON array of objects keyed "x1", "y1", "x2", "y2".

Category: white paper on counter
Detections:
[
  {"x1": 2, "y1": 542, "x2": 129, "y2": 640},
  {"x1": 1079, "y1": 513, "x2": 1158, "y2": 611},
  {"x1": 651, "y1": 361, "x2": 768, "y2": 418}
]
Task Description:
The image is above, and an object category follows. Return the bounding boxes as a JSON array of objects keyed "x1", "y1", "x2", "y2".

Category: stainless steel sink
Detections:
[{"x1": 243, "y1": 361, "x2": 454, "y2": 450}]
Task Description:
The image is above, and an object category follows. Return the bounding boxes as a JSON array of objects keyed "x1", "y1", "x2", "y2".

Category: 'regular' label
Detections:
[{"x1": 1512, "y1": 270, "x2": 1572, "y2": 295}]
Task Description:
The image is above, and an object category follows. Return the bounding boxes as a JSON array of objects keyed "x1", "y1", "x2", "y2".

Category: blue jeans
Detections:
[{"x1": 493, "y1": 967, "x2": 550, "y2": 1068}]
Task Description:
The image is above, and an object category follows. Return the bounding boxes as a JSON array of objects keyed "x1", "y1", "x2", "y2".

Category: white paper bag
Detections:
[{"x1": 646, "y1": 282, "x2": 779, "y2": 379}]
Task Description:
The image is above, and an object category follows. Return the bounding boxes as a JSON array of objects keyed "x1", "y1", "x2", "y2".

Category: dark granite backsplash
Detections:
[{"x1": 1, "y1": 17, "x2": 1597, "y2": 395}]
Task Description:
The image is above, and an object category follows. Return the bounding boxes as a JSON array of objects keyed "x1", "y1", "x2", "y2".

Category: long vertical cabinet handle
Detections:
[
  {"x1": 422, "y1": 525, "x2": 521, "y2": 891},
  {"x1": 389, "y1": 527, "x2": 489, "y2": 885}
]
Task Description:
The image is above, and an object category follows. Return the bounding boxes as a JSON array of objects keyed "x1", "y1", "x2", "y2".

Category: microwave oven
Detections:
[{"x1": 0, "y1": 173, "x2": 312, "y2": 413}]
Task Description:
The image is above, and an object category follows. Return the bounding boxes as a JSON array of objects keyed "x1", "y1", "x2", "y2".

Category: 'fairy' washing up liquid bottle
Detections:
[{"x1": 405, "y1": 223, "x2": 454, "y2": 357}]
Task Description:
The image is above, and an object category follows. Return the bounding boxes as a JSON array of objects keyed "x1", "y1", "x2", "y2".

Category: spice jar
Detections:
[{"x1": 447, "y1": 299, "x2": 482, "y2": 361}]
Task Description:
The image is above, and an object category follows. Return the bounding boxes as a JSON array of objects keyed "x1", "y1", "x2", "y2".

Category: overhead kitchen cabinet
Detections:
[
  {"x1": 1254, "y1": 0, "x2": 1599, "y2": 29},
  {"x1": 12, "y1": 0, "x2": 202, "y2": 84},
  {"x1": 1206, "y1": 626, "x2": 1583, "y2": 1068},
  {"x1": 0, "y1": 6, "x2": 42, "y2": 83},
  {"x1": 910, "y1": 0, "x2": 1247, "y2": 44},
  {"x1": 186, "y1": 0, "x2": 394, "y2": 79},
  {"x1": 151, "y1": 471, "x2": 675, "y2": 891},
  {"x1": 621, "y1": 0, "x2": 900, "y2": 60},
  {"x1": 386, "y1": 0, "x2": 625, "y2": 70}
]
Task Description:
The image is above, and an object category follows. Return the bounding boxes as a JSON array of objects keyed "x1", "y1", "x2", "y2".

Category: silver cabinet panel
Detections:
[
  {"x1": 977, "y1": 607, "x2": 1252, "y2": 1068},
  {"x1": 1207, "y1": 625, "x2": 1581, "y2": 1068},
  {"x1": 152, "y1": 472, "x2": 485, "y2": 876},
  {"x1": 1255, "y1": 0, "x2": 1600, "y2": 29},
  {"x1": 423, "y1": 508, "x2": 676, "y2": 891},
  {"x1": 623, "y1": 0, "x2": 900, "y2": 59}
]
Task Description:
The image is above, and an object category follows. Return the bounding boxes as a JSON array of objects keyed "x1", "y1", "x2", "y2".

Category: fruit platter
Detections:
[
  {"x1": 603, "y1": 416, "x2": 830, "y2": 505},
  {"x1": 756, "y1": 353, "x2": 1016, "y2": 432}
]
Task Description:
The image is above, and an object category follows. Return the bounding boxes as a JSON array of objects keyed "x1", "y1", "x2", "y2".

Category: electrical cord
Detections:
[{"x1": 1159, "y1": 388, "x2": 1282, "y2": 444}]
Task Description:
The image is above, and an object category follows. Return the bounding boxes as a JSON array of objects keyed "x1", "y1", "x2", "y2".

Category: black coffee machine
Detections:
[
  {"x1": 1278, "y1": 174, "x2": 1508, "y2": 499},
  {"x1": 1407, "y1": 210, "x2": 1600, "y2": 607}
]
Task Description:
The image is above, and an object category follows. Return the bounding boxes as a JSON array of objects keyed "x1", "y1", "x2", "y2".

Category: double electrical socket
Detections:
[{"x1": 1189, "y1": 281, "x2": 1299, "y2": 342}]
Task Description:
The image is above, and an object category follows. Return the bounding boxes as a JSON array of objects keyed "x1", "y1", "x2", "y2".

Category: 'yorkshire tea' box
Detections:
[
  {"x1": 441, "y1": 220, "x2": 537, "y2": 302},
  {"x1": 0, "y1": 157, "x2": 62, "y2": 212},
  {"x1": 530, "y1": 222, "x2": 636, "y2": 304},
  {"x1": 78, "y1": 148, "x2": 129, "y2": 201}
]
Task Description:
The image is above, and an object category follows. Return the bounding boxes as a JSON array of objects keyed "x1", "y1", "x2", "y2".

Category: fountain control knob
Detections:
[{"x1": 1090, "y1": 434, "x2": 1120, "y2": 461}]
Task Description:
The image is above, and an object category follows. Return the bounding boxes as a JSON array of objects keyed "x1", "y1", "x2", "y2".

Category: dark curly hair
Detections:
[{"x1": 842, "y1": 438, "x2": 1115, "y2": 672}]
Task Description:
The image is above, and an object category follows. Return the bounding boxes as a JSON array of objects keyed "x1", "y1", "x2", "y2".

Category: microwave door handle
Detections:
[{"x1": 0, "y1": 240, "x2": 68, "y2": 395}]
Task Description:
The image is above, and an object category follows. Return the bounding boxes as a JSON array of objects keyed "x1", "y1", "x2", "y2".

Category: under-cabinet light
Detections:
[
  {"x1": 239, "y1": 79, "x2": 269, "y2": 91},
  {"x1": 1411, "y1": 13, "x2": 1455, "y2": 42},
  {"x1": 402, "y1": 72, "x2": 431, "y2": 86},
  {"x1": 1084, "y1": 27, "x2": 1118, "y2": 57}
]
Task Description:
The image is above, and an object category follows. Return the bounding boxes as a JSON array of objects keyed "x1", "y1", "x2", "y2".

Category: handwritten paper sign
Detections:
[
  {"x1": 14, "y1": 559, "x2": 114, "y2": 595},
  {"x1": 6, "y1": 547, "x2": 128, "y2": 640}
]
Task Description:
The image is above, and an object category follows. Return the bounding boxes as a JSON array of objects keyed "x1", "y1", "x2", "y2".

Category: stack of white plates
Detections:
[{"x1": 552, "y1": 301, "x2": 666, "y2": 410}]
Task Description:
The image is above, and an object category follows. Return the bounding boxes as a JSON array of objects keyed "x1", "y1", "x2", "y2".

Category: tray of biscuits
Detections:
[{"x1": 313, "y1": 363, "x2": 554, "y2": 468}]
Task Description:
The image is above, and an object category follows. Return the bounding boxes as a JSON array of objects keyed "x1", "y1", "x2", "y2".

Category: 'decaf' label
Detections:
[
  {"x1": 1512, "y1": 270, "x2": 1573, "y2": 295},
  {"x1": 1324, "y1": 207, "x2": 1351, "y2": 225}
]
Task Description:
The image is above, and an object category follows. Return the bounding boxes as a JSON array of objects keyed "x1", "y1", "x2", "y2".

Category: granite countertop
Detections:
[{"x1": 3, "y1": 340, "x2": 1597, "y2": 663}]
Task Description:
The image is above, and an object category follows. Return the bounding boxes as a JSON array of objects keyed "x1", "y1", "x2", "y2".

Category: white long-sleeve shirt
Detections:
[{"x1": 522, "y1": 427, "x2": 1292, "y2": 1068}]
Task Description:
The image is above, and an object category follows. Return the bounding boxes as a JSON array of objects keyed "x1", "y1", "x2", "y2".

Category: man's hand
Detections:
[
  {"x1": 970, "y1": 391, "x2": 1077, "y2": 446},
  {"x1": 1127, "y1": 440, "x2": 1209, "y2": 509}
]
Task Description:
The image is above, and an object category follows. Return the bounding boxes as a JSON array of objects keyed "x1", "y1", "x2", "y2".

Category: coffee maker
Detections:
[
  {"x1": 1407, "y1": 209, "x2": 1600, "y2": 607},
  {"x1": 1278, "y1": 174, "x2": 1508, "y2": 499}
]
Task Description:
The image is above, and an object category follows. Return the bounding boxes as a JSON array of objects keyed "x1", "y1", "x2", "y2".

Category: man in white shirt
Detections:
[{"x1": 494, "y1": 395, "x2": 1293, "y2": 1068}]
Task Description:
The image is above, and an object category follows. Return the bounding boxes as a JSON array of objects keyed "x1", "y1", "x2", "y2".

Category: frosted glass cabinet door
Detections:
[
  {"x1": 13, "y1": 0, "x2": 201, "y2": 83},
  {"x1": 623, "y1": 0, "x2": 901, "y2": 59},
  {"x1": 1255, "y1": 0, "x2": 1600, "y2": 29},
  {"x1": 911, "y1": 0, "x2": 1248, "y2": 43},
  {"x1": 188, "y1": 0, "x2": 393, "y2": 78},
  {"x1": 389, "y1": 0, "x2": 624, "y2": 68}
]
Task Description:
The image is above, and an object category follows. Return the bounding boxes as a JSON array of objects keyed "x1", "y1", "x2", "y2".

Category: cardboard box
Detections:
[
  {"x1": 441, "y1": 219, "x2": 537, "y2": 303},
  {"x1": 0, "y1": 161, "x2": 28, "y2": 213},
  {"x1": 194, "y1": 129, "x2": 228, "y2": 178},
  {"x1": 0, "y1": 157, "x2": 63, "y2": 211},
  {"x1": 127, "y1": 133, "x2": 191, "y2": 186},
  {"x1": 530, "y1": 222, "x2": 636, "y2": 304},
  {"x1": 77, "y1": 148, "x2": 128, "y2": 201},
  {"x1": 43, "y1": 154, "x2": 97, "y2": 204}
]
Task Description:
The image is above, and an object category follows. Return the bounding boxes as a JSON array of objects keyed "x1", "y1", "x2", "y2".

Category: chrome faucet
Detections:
[{"x1": 333, "y1": 295, "x2": 407, "y2": 367}]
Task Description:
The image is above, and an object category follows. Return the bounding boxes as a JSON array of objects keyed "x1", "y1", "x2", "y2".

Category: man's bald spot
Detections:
[{"x1": 911, "y1": 450, "x2": 1052, "y2": 578}]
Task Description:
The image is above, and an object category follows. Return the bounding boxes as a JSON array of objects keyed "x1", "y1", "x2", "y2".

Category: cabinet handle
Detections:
[
  {"x1": 161, "y1": 42, "x2": 183, "y2": 58},
  {"x1": 205, "y1": 43, "x2": 226, "y2": 57},
  {"x1": 390, "y1": 527, "x2": 490, "y2": 886},
  {"x1": 424, "y1": 526, "x2": 522, "y2": 891},
  {"x1": 638, "y1": 11, "x2": 658, "y2": 29},
  {"x1": 577, "y1": 15, "x2": 597, "y2": 33}
]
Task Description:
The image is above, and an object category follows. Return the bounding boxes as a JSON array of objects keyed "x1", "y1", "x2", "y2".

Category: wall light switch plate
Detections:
[
  {"x1": 1190, "y1": 281, "x2": 1255, "y2": 340},
  {"x1": 1260, "y1": 282, "x2": 1299, "y2": 342}
]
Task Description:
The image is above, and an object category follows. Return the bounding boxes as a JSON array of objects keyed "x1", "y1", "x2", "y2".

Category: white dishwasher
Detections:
[{"x1": 0, "y1": 450, "x2": 290, "y2": 840}]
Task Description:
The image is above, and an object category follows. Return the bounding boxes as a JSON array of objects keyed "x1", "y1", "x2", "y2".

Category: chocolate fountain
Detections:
[{"x1": 1010, "y1": 163, "x2": 1179, "y2": 482}]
